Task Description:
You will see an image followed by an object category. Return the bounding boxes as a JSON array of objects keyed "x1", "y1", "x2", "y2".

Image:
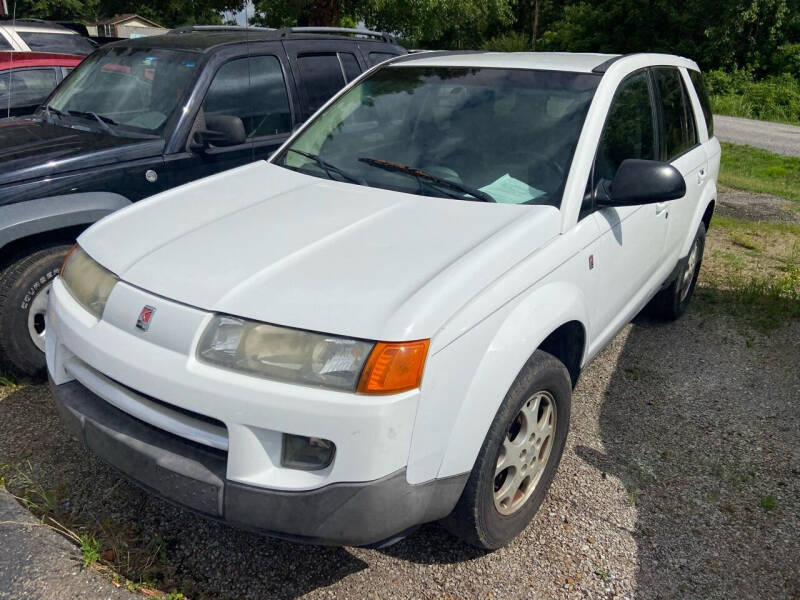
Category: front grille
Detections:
[{"x1": 63, "y1": 357, "x2": 229, "y2": 452}]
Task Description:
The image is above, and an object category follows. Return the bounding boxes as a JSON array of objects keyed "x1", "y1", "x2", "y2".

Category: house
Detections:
[{"x1": 97, "y1": 14, "x2": 167, "y2": 38}]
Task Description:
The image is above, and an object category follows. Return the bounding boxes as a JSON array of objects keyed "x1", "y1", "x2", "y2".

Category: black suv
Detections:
[{"x1": 0, "y1": 26, "x2": 405, "y2": 378}]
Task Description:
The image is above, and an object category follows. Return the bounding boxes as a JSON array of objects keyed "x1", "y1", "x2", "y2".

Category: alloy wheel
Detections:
[{"x1": 493, "y1": 391, "x2": 556, "y2": 515}]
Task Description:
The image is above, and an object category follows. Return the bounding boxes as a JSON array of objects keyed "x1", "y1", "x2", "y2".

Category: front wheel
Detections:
[
  {"x1": 443, "y1": 350, "x2": 572, "y2": 549},
  {"x1": 0, "y1": 245, "x2": 71, "y2": 379}
]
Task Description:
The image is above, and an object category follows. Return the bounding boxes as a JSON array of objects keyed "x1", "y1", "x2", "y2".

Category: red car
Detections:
[{"x1": 0, "y1": 51, "x2": 83, "y2": 118}]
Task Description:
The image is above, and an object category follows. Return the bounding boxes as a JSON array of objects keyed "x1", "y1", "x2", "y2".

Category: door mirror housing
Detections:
[
  {"x1": 597, "y1": 159, "x2": 686, "y2": 207},
  {"x1": 192, "y1": 115, "x2": 247, "y2": 150}
]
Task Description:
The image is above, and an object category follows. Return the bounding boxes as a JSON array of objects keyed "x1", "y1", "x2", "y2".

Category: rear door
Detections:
[
  {"x1": 283, "y1": 39, "x2": 363, "y2": 120},
  {"x1": 652, "y1": 66, "x2": 708, "y2": 268}
]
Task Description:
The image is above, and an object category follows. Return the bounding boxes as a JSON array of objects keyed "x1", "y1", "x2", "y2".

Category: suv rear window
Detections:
[
  {"x1": 688, "y1": 69, "x2": 714, "y2": 137},
  {"x1": 18, "y1": 31, "x2": 95, "y2": 56}
]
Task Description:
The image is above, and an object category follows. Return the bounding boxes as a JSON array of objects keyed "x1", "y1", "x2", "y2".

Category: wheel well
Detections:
[
  {"x1": 0, "y1": 226, "x2": 87, "y2": 271},
  {"x1": 701, "y1": 200, "x2": 715, "y2": 231},
  {"x1": 538, "y1": 321, "x2": 585, "y2": 388}
]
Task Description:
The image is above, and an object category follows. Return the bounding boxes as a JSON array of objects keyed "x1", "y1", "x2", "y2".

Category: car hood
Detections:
[
  {"x1": 0, "y1": 118, "x2": 162, "y2": 187},
  {"x1": 80, "y1": 162, "x2": 560, "y2": 342}
]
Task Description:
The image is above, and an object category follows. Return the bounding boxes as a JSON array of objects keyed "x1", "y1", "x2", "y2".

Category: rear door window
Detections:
[
  {"x1": 688, "y1": 69, "x2": 714, "y2": 137},
  {"x1": 202, "y1": 55, "x2": 292, "y2": 139},
  {"x1": 654, "y1": 67, "x2": 698, "y2": 160},
  {"x1": 0, "y1": 33, "x2": 12, "y2": 50},
  {"x1": 296, "y1": 53, "x2": 346, "y2": 115},
  {"x1": 0, "y1": 68, "x2": 58, "y2": 111}
]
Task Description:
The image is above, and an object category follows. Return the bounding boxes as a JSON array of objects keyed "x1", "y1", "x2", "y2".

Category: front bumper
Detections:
[
  {"x1": 46, "y1": 277, "x2": 468, "y2": 545},
  {"x1": 51, "y1": 377, "x2": 467, "y2": 546}
]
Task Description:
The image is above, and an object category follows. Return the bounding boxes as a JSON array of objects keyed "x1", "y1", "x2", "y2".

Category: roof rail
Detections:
[
  {"x1": 592, "y1": 54, "x2": 630, "y2": 73},
  {"x1": 283, "y1": 26, "x2": 395, "y2": 44},
  {"x1": 168, "y1": 25, "x2": 274, "y2": 35}
]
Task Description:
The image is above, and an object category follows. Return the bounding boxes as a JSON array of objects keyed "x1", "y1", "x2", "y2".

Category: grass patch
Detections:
[
  {"x1": 698, "y1": 215, "x2": 800, "y2": 329},
  {"x1": 719, "y1": 143, "x2": 800, "y2": 206},
  {"x1": 729, "y1": 231, "x2": 762, "y2": 252},
  {"x1": 760, "y1": 495, "x2": 777, "y2": 512}
]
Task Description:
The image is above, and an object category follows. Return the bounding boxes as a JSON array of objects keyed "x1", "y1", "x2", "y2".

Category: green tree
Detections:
[{"x1": 6, "y1": 0, "x2": 244, "y2": 27}]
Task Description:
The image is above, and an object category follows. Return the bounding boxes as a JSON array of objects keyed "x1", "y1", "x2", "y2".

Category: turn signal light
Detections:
[
  {"x1": 357, "y1": 339, "x2": 430, "y2": 395},
  {"x1": 60, "y1": 243, "x2": 78, "y2": 276}
]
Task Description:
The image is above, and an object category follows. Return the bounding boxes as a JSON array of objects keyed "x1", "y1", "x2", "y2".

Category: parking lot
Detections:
[{"x1": 2, "y1": 248, "x2": 798, "y2": 599}]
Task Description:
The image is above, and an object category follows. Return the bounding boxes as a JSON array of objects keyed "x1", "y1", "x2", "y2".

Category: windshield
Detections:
[
  {"x1": 46, "y1": 46, "x2": 200, "y2": 136},
  {"x1": 277, "y1": 66, "x2": 600, "y2": 207}
]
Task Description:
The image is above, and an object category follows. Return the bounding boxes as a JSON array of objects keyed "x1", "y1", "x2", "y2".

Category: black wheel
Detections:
[
  {"x1": 647, "y1": 222, "x2": 706, "y2": 320},
  {"x1": 443, "y1": 350, "x2": 571, "y2": 550},
  {"x1": 0, "y1": 245, "x2": 71, "y2": 379}
]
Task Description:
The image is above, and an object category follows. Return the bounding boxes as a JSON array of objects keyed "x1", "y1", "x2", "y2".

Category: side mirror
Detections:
[
  {"x1": 192, "y1": 115, "x2": 246, "y2": 150},
  {"x1": 597, "y1": 159, "x2": 686, "y2": 207}
]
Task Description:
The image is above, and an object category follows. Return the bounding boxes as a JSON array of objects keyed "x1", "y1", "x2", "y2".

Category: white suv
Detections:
[
  {"x1": 0, "y1": 20, "x2": 96, "y2": 55},
  {"x1": 46, "y1": 51, "x2": 719, "y2": 549}
]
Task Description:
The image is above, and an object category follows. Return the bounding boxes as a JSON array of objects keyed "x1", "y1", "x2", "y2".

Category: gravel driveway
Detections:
[
  {"x1": 1, "y1": 302, "x2": 798, "y2": 599},
  {"x1": 714, "y1": 114, "x2": 800, "y2": 157}
]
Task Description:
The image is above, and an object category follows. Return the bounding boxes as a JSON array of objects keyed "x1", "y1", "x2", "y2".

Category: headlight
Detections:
[
  {"x1": 60, "y1": 245, "x2": 118, "y2": 319},
  {"x1": 197, "y1": 316, "x2": 375, "y2": 392},
  {"x1": 198, "y1": 315, "x2": 430, "y2": 394}
]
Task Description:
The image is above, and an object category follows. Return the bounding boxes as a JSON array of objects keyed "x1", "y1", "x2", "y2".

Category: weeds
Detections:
[
  {"x1": 760, "y1": 495, "x2": 777, "y2": 512},
  {"x1": 80, "y1": 534, "x2": 100, "y2": 567},
  {"x1": 1, "y1": 461, "x2": 179, "y2": 597},
  {"x1": 595, "y1": 567, "x2": 611, "y2": 581}
]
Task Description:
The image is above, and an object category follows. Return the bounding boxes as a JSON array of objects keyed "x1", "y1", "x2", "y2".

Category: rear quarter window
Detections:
[
  {"x1": 688, "y1": 69, "x2": 714, "y2": 137},
  {"x1": 367, "y1": 52, "x2": 398, "y2": 67}
]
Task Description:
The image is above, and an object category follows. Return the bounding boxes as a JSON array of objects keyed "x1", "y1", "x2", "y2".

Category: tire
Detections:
[
  {"x1": 443, "y1": 350, "x2": 572, "y2": 550},
  {"x1": 0, "y1": 245, "x2": 72, "y2": 379},
  {"x1": 647, "y1": 222, "x2": 706, "y2": 320}
]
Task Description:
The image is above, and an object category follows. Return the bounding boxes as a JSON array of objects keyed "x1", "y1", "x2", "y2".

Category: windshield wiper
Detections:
[
  {"x1": 286, "y1": 149, "x2": 365, "y2": 185},
  {"x1": 67, "y1": 110, "x2": 117, "y2": 134},
  {"x1": 358, "y1": 157, "x2": 494, "y2": 203},
  {"x1": 42, "y1": 104, "x2": 66, "y2": 123}
]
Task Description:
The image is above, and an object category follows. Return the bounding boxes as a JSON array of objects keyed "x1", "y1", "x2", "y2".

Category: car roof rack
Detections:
[
  {"x1": 281, "y1": 26, "x2": 396, "y2": 44},
  {"x1": 168, "y1": 25, "x2": 275, "y2": 34},
  {"x1": 592, "y1": 54, "x2": 630, "y2": 73}
]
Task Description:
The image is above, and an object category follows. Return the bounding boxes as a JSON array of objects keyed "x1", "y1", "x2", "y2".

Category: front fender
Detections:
[
  {"x1": 407, "y1": 280, "x2": 589, "y2": 484},
  {"x1": 0, "y1": 193, "x2": 131, "y2": 251}
]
